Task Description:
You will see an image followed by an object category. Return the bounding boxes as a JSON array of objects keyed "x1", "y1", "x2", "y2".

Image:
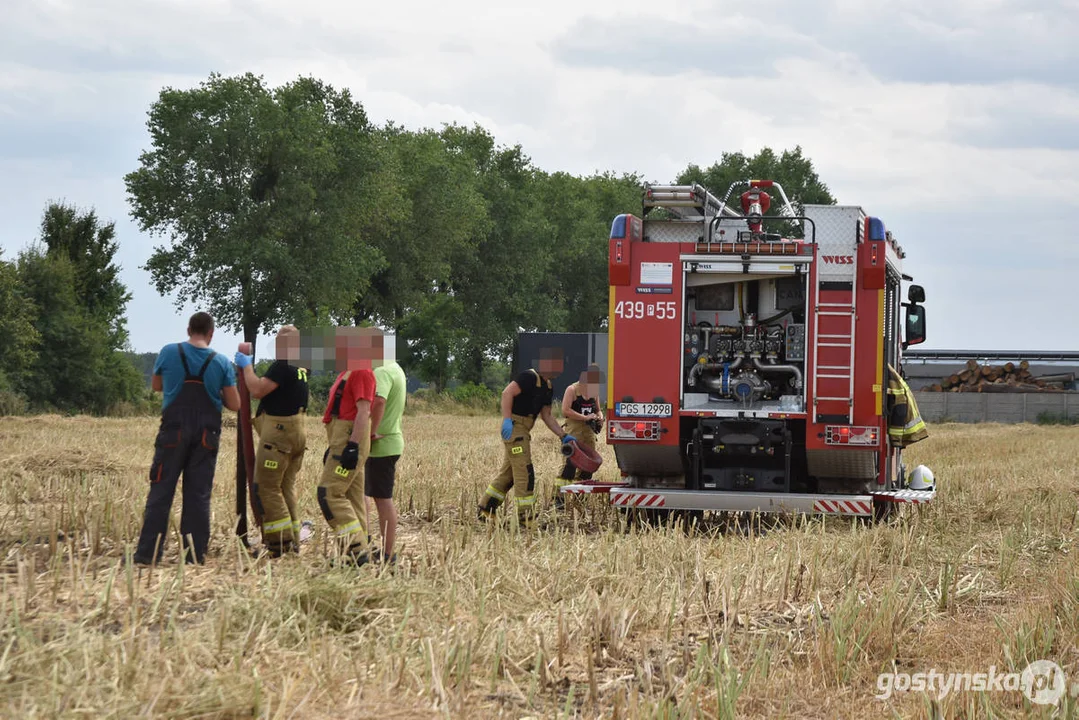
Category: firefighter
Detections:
[
  {"x1": 234, "y1": 325, "x2": 309, "y2": 557},
  {"x1": 479, "y1": 350, "x2": 576, "y2": 527},
  {"x1": 553, "y1": 364, "x2": 605, "y2": 508},
  {"x1": 318, "y1": 327, "x2": 379, "y2": 565},
  {"x1": 134, "y1": 312, "x2": 240, "y2": 565},
  {"x1": 886, "y1": 364, "x2": 928, "y2": 447}
]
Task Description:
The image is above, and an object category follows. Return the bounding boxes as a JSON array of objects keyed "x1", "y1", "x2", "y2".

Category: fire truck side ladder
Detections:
[{"x1": 811, "y1": 285, "x2": 858, "y2": 424}]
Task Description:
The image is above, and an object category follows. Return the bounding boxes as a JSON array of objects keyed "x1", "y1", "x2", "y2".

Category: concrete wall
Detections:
[{"x1": 915, "y1": 392, "x2": 1079, "y2": 424}]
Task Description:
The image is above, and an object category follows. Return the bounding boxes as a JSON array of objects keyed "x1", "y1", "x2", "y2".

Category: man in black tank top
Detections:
[
  {"x1": 554, "y1": 364, "x2": 605, "y2": 505},
  {"x1": 234, "y1": 325, "x2": 309, "y2": 557},
  {"x1": 479, "y1": 350, "x2": 577, "y2": 527}
]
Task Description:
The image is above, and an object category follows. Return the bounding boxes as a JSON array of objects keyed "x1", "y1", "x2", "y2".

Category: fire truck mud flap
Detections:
[{"x1": 608, "y1": 488, "x2": 933, "y2": 516}]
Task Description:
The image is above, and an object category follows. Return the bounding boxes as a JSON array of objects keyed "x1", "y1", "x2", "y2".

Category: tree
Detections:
[
  {"x1": 677, "y1": 146, "x2": 836, "y2": 237},
  {"x1": 397, "y1": 292, "x2": 463, "y2": 392},
  {"x1": 17, "y1": 248, "x2": 142, "y2": 413},
  {"x1": 39, "y1": 203, "x2": 132, "y2": 348},
  {"x1": 541, "y1": 171, "x2": 641, "y2": 333},
  {"x1": 123, "y1": 351, "x2": 158, "y2": 387},
  {"x1": 125, "y1": 73, "x2": 392, "y2": 356},
  {"x1": 0, "y1": 251, "x2": 40, "y2": 394},
  {"x1": 351, "y1": 124, "x2": 488, "y2": 328},
  {"x1": 441, "y1": 125, "x2": 565, "y2": 383}
]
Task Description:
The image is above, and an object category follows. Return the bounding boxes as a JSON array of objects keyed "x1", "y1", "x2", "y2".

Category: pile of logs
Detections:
[{"x1": 924, "y1": 360, "x2": 1075, "y2": 393}]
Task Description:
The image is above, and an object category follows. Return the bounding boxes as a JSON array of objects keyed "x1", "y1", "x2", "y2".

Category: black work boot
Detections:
[
  {"x1": 344, "y1": 542, "x2": 371, "y2": 567},
  {"x1": 371, "y1": 547, "x2": 398, "y2": 565},
  {"x1": 477, "y1": 496, "x2": 501, "y2": 522}
]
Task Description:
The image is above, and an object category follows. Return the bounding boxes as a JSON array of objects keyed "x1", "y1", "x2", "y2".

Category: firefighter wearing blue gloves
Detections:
[{"x1": 480, "y1": 350, "x2": 572, "y2": 528}]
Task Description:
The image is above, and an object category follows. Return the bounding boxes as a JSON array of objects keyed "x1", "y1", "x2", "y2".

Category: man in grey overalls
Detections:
[{"x1": 134, "y1": 312, "x2": 239, "y2": 565}]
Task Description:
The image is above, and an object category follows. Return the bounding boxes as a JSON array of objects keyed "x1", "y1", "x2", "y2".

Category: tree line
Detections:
[
  {"x1": 0, "y1": 205, "x2": 146, "y2": 414},
  {"x1": 0, "y1": 70, "x2": 834, "y2": 414}
]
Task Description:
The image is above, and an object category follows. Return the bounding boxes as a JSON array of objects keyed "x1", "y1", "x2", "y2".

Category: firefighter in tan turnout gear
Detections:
[
  {"x1": 553, "y1": 364, "x2": 604, "y2": 508},
  {"x1": 480, "y1": 349, "x2": 576, "y2": 527},
  {"x1": 234, "y1": 325, "x2": 309, "y2": 557},
  {"x1": 318, "y1": 328, "x2": 381, "y2": 565}
]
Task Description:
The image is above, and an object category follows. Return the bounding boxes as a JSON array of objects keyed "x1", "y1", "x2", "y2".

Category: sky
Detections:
[{"x1": 1, "y1": 0, "x2": 1077, "y2": 358}]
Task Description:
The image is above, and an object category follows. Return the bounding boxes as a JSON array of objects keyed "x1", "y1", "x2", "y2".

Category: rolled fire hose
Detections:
[{"x1": 235, "y1": 341, "x2": 260, "y2": 544}]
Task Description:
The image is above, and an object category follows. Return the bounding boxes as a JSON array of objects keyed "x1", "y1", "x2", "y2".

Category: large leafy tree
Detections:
[
  {"x1": 12, "y1": 204, "x2": 142, "y2": 413},
  {"x1": 677, "y1": 146, "x2": 836, "y2": 236},
  {"x1": 0, "y1": 252, "x2": 40, "y2": 394},
  {"x1": 125, "y1": 73, "x2": 390, "y2": 355},
  {"x1": 441, "y1": 125, "x2": 566, "y2": 383},
  {"x1": 17, "y1": 247, "x2": 142, "y2": 414},
  {"x1": 541, "y1": 171, "x2": 641, "y2": 332},
  {"x1": 352, "y1": 124, "x2": 488, "y2": 327},
  {"x1": 39, "y1": 203, "x2": 131, "y2": 348}
]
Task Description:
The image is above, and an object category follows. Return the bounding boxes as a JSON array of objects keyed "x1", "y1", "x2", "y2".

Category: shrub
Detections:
[
  {"x1": 449, "y1": 382, "x2": 496, "y2": 405},
  {"x1": 0, "y1": 390, "x2": 28, "y2": 416},
  {"x1": 1035, "y1": 411, "x2": 1079, "y2": 426}
]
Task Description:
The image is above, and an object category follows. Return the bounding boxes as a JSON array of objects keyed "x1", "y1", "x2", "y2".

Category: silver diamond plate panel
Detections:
[
  {"x1": 643, "y1": 221, "x2": 705, "y2": 243},
  {"x1": 804, "y1": 205, "x2": 864, "y2": 281},
  {"x1": 806, "y1": 448, "x2": 878, "y2": 479}
]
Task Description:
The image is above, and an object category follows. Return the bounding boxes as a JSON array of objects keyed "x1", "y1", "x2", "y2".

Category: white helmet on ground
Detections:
[{"x1": 908, "y1": 465, "x2": 935, "y2": 491}]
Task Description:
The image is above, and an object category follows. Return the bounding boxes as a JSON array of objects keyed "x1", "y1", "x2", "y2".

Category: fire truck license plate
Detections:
[{"x1": 616, "y1": 402, "x2": 672, "y2": 417}]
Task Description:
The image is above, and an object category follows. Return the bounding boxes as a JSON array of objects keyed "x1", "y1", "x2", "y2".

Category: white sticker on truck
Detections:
[{"x1": 640, "y1": 262, "x2": 673, "y2": 285}]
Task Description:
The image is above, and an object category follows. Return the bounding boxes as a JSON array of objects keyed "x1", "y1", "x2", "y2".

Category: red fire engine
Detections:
[{"x1": 564, "y1": 180, "x2": 934, "y2": 519}]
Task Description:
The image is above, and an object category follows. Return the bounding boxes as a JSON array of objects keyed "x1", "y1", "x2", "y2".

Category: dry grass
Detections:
[{"x1": 1, "y1": 415, "x2": 1078, "y2": 718}]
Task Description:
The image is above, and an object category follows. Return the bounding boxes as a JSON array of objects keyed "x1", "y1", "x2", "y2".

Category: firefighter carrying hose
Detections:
[
  {"x1": 480, "y1": 348, "x2": 575, "y2": 528},
  {"x1": 234, "y1": 325, "x2": 309, "y2": 558},
  {"x1": 553, "y1": 364, "x2": 604, "y2": 508}
]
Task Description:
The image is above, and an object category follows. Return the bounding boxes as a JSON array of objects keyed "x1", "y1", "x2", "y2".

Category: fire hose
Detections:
[{"x1": 234, "y1": 341, "x2": 261, "y2": 546}]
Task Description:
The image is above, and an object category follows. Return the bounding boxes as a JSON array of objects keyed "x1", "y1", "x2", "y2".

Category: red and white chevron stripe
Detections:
[
  {"x1": 813, "y1": 498, "x2": 872, "y2": 515},
  {"x1": 611, "y1": 492, "x2": 666, "y2": 508}
]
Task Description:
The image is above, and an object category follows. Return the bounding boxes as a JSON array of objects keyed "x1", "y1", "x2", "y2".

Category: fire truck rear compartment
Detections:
[
  {"x1": 691, "y1": 418, "x2": 795, "y2": 492},
  {"x1": 682, "y1": 274, "x2": 807, "y2": 416}
]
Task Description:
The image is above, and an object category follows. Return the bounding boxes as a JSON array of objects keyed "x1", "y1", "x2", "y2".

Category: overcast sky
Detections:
[{"x1": 2, "y1": 0, "x2": 1077, "y2": 357}]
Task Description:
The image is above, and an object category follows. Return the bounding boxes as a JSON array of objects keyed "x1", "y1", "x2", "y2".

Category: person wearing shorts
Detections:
[{"x1": 366, "y1": 359, "x2": 406, "y2": 563}]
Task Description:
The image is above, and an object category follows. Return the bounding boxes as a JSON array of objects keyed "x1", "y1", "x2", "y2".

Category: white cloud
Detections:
[{"x1": 1, "y1": 0, "x2": 1077, "y2": 352}]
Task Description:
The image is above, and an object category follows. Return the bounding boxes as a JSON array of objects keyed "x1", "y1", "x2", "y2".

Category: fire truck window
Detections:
[
  {"x1": 774, "y1": 277, "x2": 805, "y2": 311},
  {"x1": 696, "y1": 283, "x2": 735, "y2": 311}
]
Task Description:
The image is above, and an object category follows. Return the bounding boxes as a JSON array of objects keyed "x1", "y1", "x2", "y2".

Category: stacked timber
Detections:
[{"x1": 923, "y1": 360, "x2": 1074, "y2": 393}]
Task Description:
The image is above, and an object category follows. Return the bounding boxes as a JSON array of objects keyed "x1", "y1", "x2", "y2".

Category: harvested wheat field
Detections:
[{"x1": 1, "y1": 414, "x2": 1078, "y2": 719}]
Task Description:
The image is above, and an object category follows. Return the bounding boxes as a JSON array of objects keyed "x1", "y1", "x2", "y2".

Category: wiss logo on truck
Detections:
[{"x1": 561, "y1": 180, "x2": 935, "y2": 520}]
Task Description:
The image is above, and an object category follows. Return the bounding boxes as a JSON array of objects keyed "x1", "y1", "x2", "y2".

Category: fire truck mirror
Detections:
[
  {"x1": 907, "y1": 284, "x2": 926, "y2": 304},
  {"x1": 904, "y1": 305, "x2": 926, "y2": 346}
]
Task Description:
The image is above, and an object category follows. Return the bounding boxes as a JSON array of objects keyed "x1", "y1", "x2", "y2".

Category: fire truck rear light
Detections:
[
  {"x1": 825, "y1": 425, "x2": 880, "y2": 446},
  {"x1": 609, "y1": 420, "x2": 660, "y2": 440}
]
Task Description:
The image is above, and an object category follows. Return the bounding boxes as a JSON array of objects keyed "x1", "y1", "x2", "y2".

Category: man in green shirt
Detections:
[{"x1": 366, "y1": 358, "x2": 407, "y2": 563}]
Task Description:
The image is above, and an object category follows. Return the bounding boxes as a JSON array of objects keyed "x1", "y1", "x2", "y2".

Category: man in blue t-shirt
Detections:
[{"x1": 134, "y1": 312, "x2": 240, "y2": 565}]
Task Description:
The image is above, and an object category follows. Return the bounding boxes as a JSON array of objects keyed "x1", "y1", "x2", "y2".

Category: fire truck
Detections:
[{"x1": 564, "y1": 180, "x2": 934, "y2": 520}]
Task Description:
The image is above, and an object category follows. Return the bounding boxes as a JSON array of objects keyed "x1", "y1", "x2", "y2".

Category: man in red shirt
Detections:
[{"x1": 318, "y1": 327, "x2": 380, "y2": 564}]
